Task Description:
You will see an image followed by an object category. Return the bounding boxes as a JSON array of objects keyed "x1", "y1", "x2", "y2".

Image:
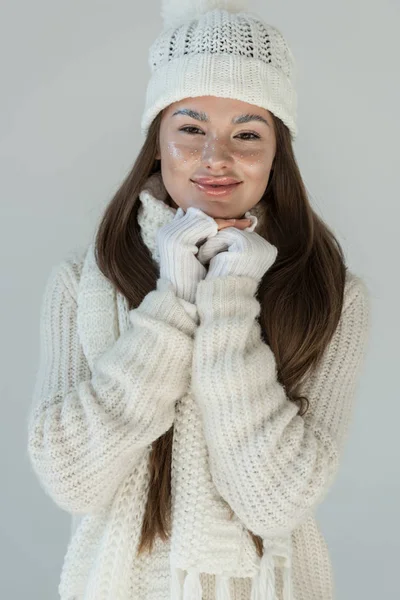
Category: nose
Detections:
[{"x1": 201, "y1": 138, "x2": 234, "y2": 169}]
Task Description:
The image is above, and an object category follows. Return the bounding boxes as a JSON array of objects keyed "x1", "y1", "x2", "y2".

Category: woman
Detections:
[{"x1": 27, "y1": 1, "x2": 371, "y2": 599}]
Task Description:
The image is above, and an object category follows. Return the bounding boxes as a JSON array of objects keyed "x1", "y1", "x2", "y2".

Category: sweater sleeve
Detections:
[
  {"x1": 192, "y1": 273, "x2": 371, "y2": 538},
  {"x1": 27, "y1": 257, "x2": 197, "y2": 515}
]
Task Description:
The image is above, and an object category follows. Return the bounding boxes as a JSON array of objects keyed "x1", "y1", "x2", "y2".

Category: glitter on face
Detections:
[{"x1": 157, "y1": 97, "x2": 276, "y2": 220}]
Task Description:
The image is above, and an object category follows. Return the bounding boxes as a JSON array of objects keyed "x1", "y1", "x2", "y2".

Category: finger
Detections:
[
  {"x1": 234, "y1": 220, "x2": 252, "y2": 230},
  {"x1": 216, "y1": 219, "x2": 251, "y2": 231}
]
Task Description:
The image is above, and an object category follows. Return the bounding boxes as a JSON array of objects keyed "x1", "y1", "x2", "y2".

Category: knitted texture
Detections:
[
  {"x1": 27, "y1": 173, "x2": 371, "y2": 599},
  {"x1": 157, "y1": 205, "x2": 219, "y2": 303},
  {"x1": 141, "y1": 2, "x2": 298, "y2": 140},
  {"x1": 197, "y1": 224, "x2": 278, "y2": 280}
]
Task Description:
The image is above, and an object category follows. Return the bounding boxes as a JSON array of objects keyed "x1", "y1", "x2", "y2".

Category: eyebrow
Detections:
[{"x1": 171, "y1": 108, "x2": 270, "y2": 127}]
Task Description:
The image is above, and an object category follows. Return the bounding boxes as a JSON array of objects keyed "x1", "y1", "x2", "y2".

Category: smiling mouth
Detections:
[
  {"x1": 191, "y1": 180, "x2": 242, "y2": 188},
  {"x1": 190, "y1": 180, "x2": 243, "y2": 199},
  {"x1": 190, "y1": 179, "x2": 242, "y2": 188}
]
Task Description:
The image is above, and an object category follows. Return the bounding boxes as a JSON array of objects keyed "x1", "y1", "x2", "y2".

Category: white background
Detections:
[{"x1": 0, "y1": 0, "x2": 398, "y2": 597}]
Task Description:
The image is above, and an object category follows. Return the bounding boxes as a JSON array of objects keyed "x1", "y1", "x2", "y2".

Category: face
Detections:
[{"x1": 155, "y1": 96, "x2": 276, "y2": 220}]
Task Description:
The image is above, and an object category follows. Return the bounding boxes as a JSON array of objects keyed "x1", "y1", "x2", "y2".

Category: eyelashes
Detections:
[{"x1": 178, "y1": 126, "x2": 261, "y2": 141}]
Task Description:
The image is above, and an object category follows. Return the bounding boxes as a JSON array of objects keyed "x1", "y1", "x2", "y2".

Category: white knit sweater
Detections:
[{"x1": 27, "y1": 182, "x2": 371, "y2": 599}]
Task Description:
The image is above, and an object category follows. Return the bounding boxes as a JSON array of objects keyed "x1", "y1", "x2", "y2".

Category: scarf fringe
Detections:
[
  {"x1": 170, "y1": 565, "x2": 184, "y2": 600},
  {"x1": 182, "y1": 567, "x2": 202, "y2": 599},
  {"x1": 282, "y1": 563, "x2": 293, "y2": 600},
  {"x1": 170, "y1": 552, "x2": 293, "y2": 600},
  {"x1": 215, "y1": 573, "x2": 233, "y2": 599},
  {"x1": 250, "y1": 551, "x2": 275, "y2": 600}
]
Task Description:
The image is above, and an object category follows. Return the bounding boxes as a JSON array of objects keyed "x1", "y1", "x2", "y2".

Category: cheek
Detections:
[
  {"x1": 164, "y1": 141, "x2": 202, "y2": 166},
  {"x1": 234, "y1": 147, "x2": 271, "y2": 182}
]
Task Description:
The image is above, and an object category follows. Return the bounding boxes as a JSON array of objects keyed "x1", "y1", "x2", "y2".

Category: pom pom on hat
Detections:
[{"x1": 161, "y1": 0, "x2": 249, "y2": 30}]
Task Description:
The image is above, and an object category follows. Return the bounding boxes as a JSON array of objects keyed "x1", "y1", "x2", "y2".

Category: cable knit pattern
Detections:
[{"x1": 27, "y1": 172, "x2": 371, "y2": 599}]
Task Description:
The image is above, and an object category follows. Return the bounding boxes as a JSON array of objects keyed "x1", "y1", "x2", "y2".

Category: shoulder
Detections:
[
  {"x1": 43, "y1": 242, "x2": 91, "y2": 305},
  {"x1": 343, "y1": 269, "x2": 371, "y2": 307},
  {"x1": 342, "y1": 268, "x2": 371, "y2": 329}
]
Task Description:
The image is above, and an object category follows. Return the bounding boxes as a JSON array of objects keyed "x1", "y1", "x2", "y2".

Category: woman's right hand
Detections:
[{"x1": 156, "y1": 206, "x2": 219, "y2": 304}]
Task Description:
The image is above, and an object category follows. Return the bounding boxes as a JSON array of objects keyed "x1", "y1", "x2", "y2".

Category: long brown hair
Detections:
[{"x1": 94, "y1": 109, "x2": 347, "y2": 558}]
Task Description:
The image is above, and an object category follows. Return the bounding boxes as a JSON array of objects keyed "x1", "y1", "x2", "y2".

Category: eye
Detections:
[
  {"x1": 238, "y1": 132, "x2": 261, "y2": 140},
  {"x1": 179, "y1": 126, "x2": 261, "y2": 140},
  {"x1": 179, "y1": 126, "x2": 203, "y2": 135}
]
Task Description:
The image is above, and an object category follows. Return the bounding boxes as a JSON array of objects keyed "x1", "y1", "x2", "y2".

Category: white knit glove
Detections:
[
  {"x1": 197, "y1": 225, "x2": 278, "y2": 282},
  {"x1": 156, "y1": 206, "x2": 218, "y2": 303}
]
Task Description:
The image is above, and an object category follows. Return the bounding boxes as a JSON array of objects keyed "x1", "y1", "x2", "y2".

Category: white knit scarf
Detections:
[{"x1": 77, "y1": 172, "x2": 294, "y2": 600}]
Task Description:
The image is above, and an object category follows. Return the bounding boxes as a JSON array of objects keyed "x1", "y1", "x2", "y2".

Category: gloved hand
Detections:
[
  {"x1": 156, "y1": 206, "x2": 218, "y2": 303},
  {"x1": 197, "y1": 210, "x2": 256, "y2": 265},
  {"x1": 197, "y1": 217, "x2": 278, "y2": 282}
]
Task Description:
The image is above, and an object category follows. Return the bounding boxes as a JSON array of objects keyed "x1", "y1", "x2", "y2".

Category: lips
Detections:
[
  {"x1": 191, "y1": 179, "x2": 242, "y2": 197},
  {"x1": 191, "y1": 177, "x2": 241, "y2": 186},
  {"x1": 196, "y1": 182, "x2": 240, "y2": 189}
]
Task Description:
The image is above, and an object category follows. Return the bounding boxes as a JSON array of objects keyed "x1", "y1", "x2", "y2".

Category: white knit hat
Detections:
[{"x1": 141, "y1": 0, "x2": 298, "y2": 141}]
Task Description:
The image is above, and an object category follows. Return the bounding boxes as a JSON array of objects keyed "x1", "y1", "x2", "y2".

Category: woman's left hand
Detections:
[{"x1": 197, "y1": 216, "x2": 278, "y2": 282}]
